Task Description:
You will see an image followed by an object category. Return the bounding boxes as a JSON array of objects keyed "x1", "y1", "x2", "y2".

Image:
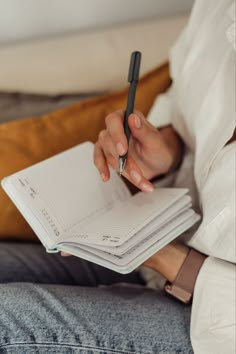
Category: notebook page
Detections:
[
  {"x1": 64, "y1": 188, "x2": 188, "y2": 247},
  {"x1": 2, "y1": 142, "x2": 130, "y2": 245},
  {"x1": 57, "y1": 213, "x2": 200, "y2": 273},
  {"x1": 91, "y1": 196, "x2": 191, "y2": 255},
  {"x1": 124, "y1": 214, "x2": 200, "y2": 272},
  {"x1": 62, "y1": 196, "x2": 191, "y2": 255},
  {"x1": 77, "y1": 210, "x2": 196, "y2": 266},
  {"x1": 2, "y1": 178, "x2": 57, "y2": 250}
]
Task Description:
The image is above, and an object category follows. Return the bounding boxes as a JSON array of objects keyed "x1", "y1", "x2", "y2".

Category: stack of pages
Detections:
[{"x1": 2, "y1": 142, "x2": 200, "y2": 273}]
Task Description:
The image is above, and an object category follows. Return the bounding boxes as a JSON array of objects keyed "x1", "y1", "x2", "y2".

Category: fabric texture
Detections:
[
  {"x1": 0, "y1": 91, "x2": 102, "y2": 123},
  {"x1": 0, "y1": 63, "x2": 171, "y2": 241},
  {"x1": 146, "y1": 0, "x2": 236, "y2": 353},
  {"x1": 191, "y1": 257, "x2": 236, "y2": 353},
  {"x1": 0, "y1": 16, "x2": 187, "y2": 94},
  {"x1": 0, "y1": 241, "x2": 193, "y2": 354}
]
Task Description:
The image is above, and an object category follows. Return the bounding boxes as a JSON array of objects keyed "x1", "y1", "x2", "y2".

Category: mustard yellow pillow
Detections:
[{"x1": 0, "y1": 63, "x2": 171, "y2": 241}]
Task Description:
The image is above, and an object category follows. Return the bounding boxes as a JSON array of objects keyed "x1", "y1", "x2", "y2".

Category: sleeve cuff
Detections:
[{"x1": 147, "y1": 86, "x2": 174, "y2": 128}]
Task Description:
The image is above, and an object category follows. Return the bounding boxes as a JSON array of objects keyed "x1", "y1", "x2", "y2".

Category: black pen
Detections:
[{"x1": 119, "y1": 51, "x2": 142, "y2": 175}]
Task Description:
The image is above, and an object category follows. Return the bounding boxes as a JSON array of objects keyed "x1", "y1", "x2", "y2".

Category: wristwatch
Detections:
[{"x1": 164, "y1": 249, "x2": 206, "y2": 304}]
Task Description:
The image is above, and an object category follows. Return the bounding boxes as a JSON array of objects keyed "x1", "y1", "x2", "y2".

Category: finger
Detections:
[
  {"x1": 99, "y1": 129, "x2": 117, "y2": 158},
  {"x1": 103, "y1": 148, "x2": 119, "y2": 172},
  {"x1": 105, "y1": 110, "x2": 128, "y2": 156},
  {"x1": 93, "y1": 142, "x2": 110, "y2": 181},
  {"x1": 128, "y1": 111, "x2": 159, "y2": 147},
  {"x1": 98, "y1": 130, "x2": 119, "y2": 171},
  {"x1": 123, "y1": 156, "x2": 154, "y2": 193},
  {"x1": 61, "y1": 252, "x2": 72, "y2": 257}
]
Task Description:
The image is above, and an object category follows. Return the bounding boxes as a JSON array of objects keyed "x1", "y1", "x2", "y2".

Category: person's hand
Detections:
[
  {"x1": 94, "y1": 110, "x2": 182, "y2": 192},
  {"x1": 62, "y1": 111, "x2": 183, "y2": 257}
]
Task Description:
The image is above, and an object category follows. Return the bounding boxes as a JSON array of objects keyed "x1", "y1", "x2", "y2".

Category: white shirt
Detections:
[{"x1": 147, "y1": 0, "x2": 236, "y2": 352}]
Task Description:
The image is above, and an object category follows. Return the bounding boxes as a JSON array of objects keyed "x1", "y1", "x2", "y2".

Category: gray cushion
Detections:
[{"x1": 0, "y1": 91, "x2": 103, "y2": 123}]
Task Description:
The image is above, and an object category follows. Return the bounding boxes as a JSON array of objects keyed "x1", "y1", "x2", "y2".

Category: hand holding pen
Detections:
[{"x1": 94, "y1": 51, "x2": 180, "y2": 192}]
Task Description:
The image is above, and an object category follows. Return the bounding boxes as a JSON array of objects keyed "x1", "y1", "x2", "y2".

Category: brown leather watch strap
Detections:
[{"x1": 165, "y1": 249, "x2": 206, "y2": 303}]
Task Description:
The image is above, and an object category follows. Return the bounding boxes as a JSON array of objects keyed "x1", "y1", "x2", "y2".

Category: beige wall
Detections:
[{"x1": 0, "y1": 0, "x2": 194, "y2": 45}]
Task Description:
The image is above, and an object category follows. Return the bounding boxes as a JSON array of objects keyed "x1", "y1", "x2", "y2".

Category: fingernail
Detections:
[
  {"x1": 116, "y1": 142, "x2": 126, "y2": 155},
  {"x1": 140, "y1": 182, "x2": 154, "y2": 193},
  {"x1": 100, "y1": 173, "x2": 107, "y2": 182},
  {"x1": 130, "y1": 170, "x2": 142, "y2": 184},
  {"x1": 61, "y1": 252, "x2": 71, "y2": 257},
  {"x1": 134, "y1": 114, "x2": 141, "y2": 128}
]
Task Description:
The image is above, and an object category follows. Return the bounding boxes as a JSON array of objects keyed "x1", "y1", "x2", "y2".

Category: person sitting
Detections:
[{"x1": 0, "y1": 0, "x2": 235, "y2": 353}]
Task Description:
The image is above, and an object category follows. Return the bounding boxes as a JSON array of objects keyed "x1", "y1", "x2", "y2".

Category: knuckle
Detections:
[
  {"x1": 98, "y1": 129, "x2": 106, "y2": 141},
  {"x1": 105, "y1": 111, "x2": 123, "y2": 127},
  {"x1": 105, "y1": 113, "x2": 114, "y2": 126},
  {"x1": 101, "y1": 132, "x2": 110, "y2": 150}
]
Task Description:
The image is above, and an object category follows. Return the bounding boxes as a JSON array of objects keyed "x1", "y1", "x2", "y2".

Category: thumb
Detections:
[{"x1": 128, "y1": 111, "x2": 158, "y2": 145}]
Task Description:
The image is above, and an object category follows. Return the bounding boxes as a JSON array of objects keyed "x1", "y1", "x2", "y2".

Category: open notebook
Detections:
[{"x1": 2, "y1": 142, "x2": 200, "y2": 273}]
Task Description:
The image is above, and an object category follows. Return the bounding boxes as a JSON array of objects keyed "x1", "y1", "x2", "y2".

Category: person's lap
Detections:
[
  {"x1": 0, "y1": 242, "x2": 143, "y2": 286},
  {"x1": 0, "y1": 242, "x2": 193, "y2": 354}
]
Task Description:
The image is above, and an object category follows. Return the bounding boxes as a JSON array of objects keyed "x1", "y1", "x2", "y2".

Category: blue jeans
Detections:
[{"x1": 0, "y1": 242, "x2": 193, "y2": 354}]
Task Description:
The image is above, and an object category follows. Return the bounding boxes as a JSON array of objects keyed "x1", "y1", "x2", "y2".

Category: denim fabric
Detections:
[{"x1": 0, "y1": 242, "x2": 193, "y2": 354}]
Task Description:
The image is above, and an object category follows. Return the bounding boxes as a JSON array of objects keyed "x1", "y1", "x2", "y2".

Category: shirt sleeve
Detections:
[
  {"x1": 146, "y1": 25, "x2": 189, "y2": 129},
  {"x1": 146, "y1": 86, "x2": 174, "y2": 128},
  {"x1": 191, "y1": 257, "x2": 236, "y2": 354},
  {"x1": 147, "y1": 0, "x2": 210, "y2": 130},
  {"x1": 186, "y1": 142, "x2": 236, "y2": 264}
]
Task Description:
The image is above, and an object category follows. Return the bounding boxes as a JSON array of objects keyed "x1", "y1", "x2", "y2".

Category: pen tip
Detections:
[{"x1": 119, "y1": 157, "x2": 126, "y2": 175}]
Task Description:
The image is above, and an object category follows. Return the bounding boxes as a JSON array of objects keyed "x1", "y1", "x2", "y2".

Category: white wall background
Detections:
[{"x1": 0, "y1": 0, "x2": 194, "y2": 45}]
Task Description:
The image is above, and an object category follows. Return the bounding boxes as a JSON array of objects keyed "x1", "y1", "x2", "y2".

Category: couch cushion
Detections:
[
  {"x1": 0, "y1": 16, "x2": 187, "y2": 93},
  {"x1": 0, "y1": 91, "x2": 102, "y2": 123}
]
